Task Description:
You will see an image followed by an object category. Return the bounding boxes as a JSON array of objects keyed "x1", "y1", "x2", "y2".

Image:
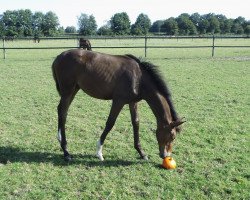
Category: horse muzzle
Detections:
[{"x1": 159, "y1": 146, "x2": 172, "y2": 158}]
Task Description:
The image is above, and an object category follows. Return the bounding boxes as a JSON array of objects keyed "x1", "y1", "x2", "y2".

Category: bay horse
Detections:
[
  {"x1": 33, "y1": 36, "x2": 40, "y2": 43},
  {"x1": 79, "y1": 38, "x2": 92, "y2": 50},
  {"x1": 52, "y1": 49, "x2": 184, "y2": 161}
]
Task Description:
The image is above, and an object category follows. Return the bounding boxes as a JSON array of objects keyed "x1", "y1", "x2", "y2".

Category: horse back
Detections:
[{"x1": 52, "y1": 49, "x2": 142, "y2": 101}]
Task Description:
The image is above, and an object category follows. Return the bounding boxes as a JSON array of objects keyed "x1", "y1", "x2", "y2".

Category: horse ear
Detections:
[{"x1": 170, "y1": 118, "x2": 186, "y2": 130}]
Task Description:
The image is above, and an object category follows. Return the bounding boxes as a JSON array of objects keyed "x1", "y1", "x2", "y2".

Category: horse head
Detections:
[{"x1": 157, "y1": 118, "x2": 185, "y2": 158}]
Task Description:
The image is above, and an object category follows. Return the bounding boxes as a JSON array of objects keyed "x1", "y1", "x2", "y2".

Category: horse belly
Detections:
[{"x1": 77, "y1": 75, "x2": 115, "y2": 100}]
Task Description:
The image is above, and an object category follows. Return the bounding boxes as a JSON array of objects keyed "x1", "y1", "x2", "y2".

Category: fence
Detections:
[{"x1": 1, "y1": 35, "x2": 250, "y2": 59}]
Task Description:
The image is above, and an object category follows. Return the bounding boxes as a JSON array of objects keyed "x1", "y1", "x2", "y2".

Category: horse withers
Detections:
[{"x1": 52, "y1": 49, "x2": 184, "y2": 161}]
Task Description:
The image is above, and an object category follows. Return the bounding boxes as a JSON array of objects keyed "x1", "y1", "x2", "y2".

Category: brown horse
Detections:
[
  {"x1": 52, "y1": 49, "x2": 184, "y2": 161},
  {"x1": 33, "y1": 36, "x2": 40, "y2": 43},
  {"x1": 79, "y1": 38, "x2": 92, "y2": 50}
]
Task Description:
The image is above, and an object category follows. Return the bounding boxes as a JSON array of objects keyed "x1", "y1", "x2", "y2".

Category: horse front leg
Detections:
[
  {"x1": 129, "y1": 103, "x2": 148, "y2": 160},
  {"x1": 96, "y1": 100, "x2": 124, "y2": 161},
  {"x1": 166, "y1": 142, "x2": 173, "y2": 157}
]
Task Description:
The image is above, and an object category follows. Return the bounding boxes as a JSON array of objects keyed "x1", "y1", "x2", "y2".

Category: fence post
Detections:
[
  {"x1": 144, "y1": 35, "x2": 147, "y2": 57},
  {"x1": 2, "y1": 38, "x2": 6, "y2": 59},
  {"x1": 212, "y1": 35, "x2": 215, "y2": 57}
]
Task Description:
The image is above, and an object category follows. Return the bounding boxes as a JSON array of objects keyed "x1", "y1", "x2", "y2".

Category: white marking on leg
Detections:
[
  {"x1": 96, "y1": 139, "x2": 104, "y2": 161},
  {"x1": 166, "y1": 152, "x2": 172, "y2": 157},
  {"x1": 57, "y1": 129, "x2": 62, "y2": 143}
]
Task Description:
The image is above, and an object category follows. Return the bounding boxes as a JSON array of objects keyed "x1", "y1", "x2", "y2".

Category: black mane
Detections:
[{"x1": 126, "y1": 54, "x2": 178, "y2": 121}]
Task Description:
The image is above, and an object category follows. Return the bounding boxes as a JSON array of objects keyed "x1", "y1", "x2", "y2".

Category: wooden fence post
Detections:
[
  {"x1": 2, "y1": 38, "x2": 6, "y2": 59},
  {"x1": 144, "y1": 35, "x2": 147, "y2": 57},
  {"x1": 212, "y1": 35, "x2": 215, "y2": 57}
]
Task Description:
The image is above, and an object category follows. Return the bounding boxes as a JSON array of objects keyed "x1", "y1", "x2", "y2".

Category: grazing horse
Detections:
[
  {"x1": 79, "y1": 38, "x2": 92, "y2": 50},
  {"x1": 33, "y1": 36, "x2": 40, "y2": 43},
  {"x1": 4, "y1": 36, "x2": 14, "y2": 41},
  {"x1": 52, "y1": 49, "x2": 184, "y2": 161}
]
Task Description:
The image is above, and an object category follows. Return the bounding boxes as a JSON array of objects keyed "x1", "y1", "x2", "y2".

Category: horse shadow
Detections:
[{"x1": 0, "y1": 146, "x2": 147, "y2": 168}]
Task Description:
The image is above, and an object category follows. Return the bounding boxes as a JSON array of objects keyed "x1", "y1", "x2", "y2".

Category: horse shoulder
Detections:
[{"x1": 113, "y1": 59, "x2": 142, "y2": 100}]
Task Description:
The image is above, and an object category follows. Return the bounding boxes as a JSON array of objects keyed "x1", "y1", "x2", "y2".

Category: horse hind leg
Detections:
[{"x1": 57, "y1": 86, "x2": 79, "y2": 161}]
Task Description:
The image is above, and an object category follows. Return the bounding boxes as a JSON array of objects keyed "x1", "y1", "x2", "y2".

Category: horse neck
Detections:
[{"x1": 145, "y1": 90, "x2": 172, "y2": 126}]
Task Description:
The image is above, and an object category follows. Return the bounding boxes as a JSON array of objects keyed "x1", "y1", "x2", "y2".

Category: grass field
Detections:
[{"x1": 0, "y1": 39, "x2": 249, "y2": 199}]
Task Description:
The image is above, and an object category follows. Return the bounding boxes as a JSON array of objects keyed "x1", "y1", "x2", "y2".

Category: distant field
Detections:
[{"x1": 0, "y1": 39, "x2": 249, "y2": 199}]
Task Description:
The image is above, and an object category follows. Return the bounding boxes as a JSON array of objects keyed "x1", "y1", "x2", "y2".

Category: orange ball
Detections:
[{"x1": 162, "y1": 156, "x2": 177, "y2": 169}]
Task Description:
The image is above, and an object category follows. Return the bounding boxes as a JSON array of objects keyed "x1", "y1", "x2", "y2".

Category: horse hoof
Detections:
[
  {"x1": 142, "y1": 155, "x2": 149, "y2": 160},
  {"x1": 96, "y1": 153, "x2": 104, "y2": 161},
  {"x1": 64, "y1": 155, "x2": 73, "y2": 162}
]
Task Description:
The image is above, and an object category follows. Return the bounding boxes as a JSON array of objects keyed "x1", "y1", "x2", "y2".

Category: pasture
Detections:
[{"x1": 0, "y1": 38, "x2": 249, "y2": 199}]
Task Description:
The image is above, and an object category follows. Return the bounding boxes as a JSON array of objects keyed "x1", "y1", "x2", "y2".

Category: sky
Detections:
[{"x1": 0, "y1": 0, "x2": 249, "y2": 28}]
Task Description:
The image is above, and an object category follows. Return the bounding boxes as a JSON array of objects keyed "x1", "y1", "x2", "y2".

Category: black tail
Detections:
[
  {"x1": 51, "y1": 57, "x2": 61, "y2": 96},
  {"x1": 126, "y1": 54, "x2": 179, "y2": 122}
]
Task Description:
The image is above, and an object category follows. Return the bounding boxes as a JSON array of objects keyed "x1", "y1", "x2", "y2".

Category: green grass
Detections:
[{"x1": 0, "y1": 39, "x2": 249, "y2": 199}]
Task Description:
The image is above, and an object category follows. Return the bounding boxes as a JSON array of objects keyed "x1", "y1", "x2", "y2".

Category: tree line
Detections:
[
  {"x1": 0, "y1": 9, "x2": 250, "y2": 38},
  {"x1": 0, "y1": 10, "x2": 62, "y2": 37}
]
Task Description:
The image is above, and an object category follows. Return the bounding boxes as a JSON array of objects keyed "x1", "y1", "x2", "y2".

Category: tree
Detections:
[
  {"x1": 162, "y1": 17, "x2": 178, "y2": 35},
  {"x1": 231, "y1": 23, "x2": 244, "y2": 34},
  {"x1": 198, "y1": 19, "x2": 209, "y2": 34},
  {"x1": 245, "y1": 24, "x2": 250, "y2": 35},
  {"x1": 57, "y1": 26, "x2": 65, "y2": 35},
  {"x1": 2, "y1": 10, "x2": 20, "y2": 36},
  {"x1": 1, "y1": 9, "x2": 36, "y2": 37},
  {"x1": 0, "y1": 14, "x2": 4, "y2": 36},
  {"x1": 110, "y1": 12, "x2": 131, "y2": 35},
  {"x1": 149, "y1": 20, "x2": 164, "y2": 33},
  {"x1": 234, "y1": 16, "x2": 246, "y2": 25},
  {"x1": 41, "y1": 11, "x2": 59, "y2": 36},
  {"x1": 131, "y1": 13, "x2": 151, "y2": 35},
  {"x1": 231, "y1": 17, "x2": 245, "y2": 34},
  {"x1": 65, "y1": 26, "x2": 76, "y2": 33},
  {"x1": 208, "y1": 16, "x2": 220, "y2": 33},
  {"x1": 223, "y1": 19, "x2": 234, "y2": 34},
  {"x1": 190, "y1": 13, "x2": 201, "y2": 30},
  {"x1": 176, "y1": 14, "x2": 197, "y2": 35},
  {"x1": 242, "y1": 20, "x2": 250, "y2": 34},
  {"x1": 16, "y1": 9, "x2": 33, "y2": 36},
  {"x1": 78, "y1": 14, "x2": 97, "y2": 35},
  {"x1": 32, "y1": 11, "x2": 44, "y2": 37},
  {"x1": 1, "y1": 10, "x2": 61, "y2": 37},
  {"x1": 216, "y1": 14, "x2": 227, "y2": 34},
  {"x1": 97, "y1": 24, "x2": 112, "y2": 36}
]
